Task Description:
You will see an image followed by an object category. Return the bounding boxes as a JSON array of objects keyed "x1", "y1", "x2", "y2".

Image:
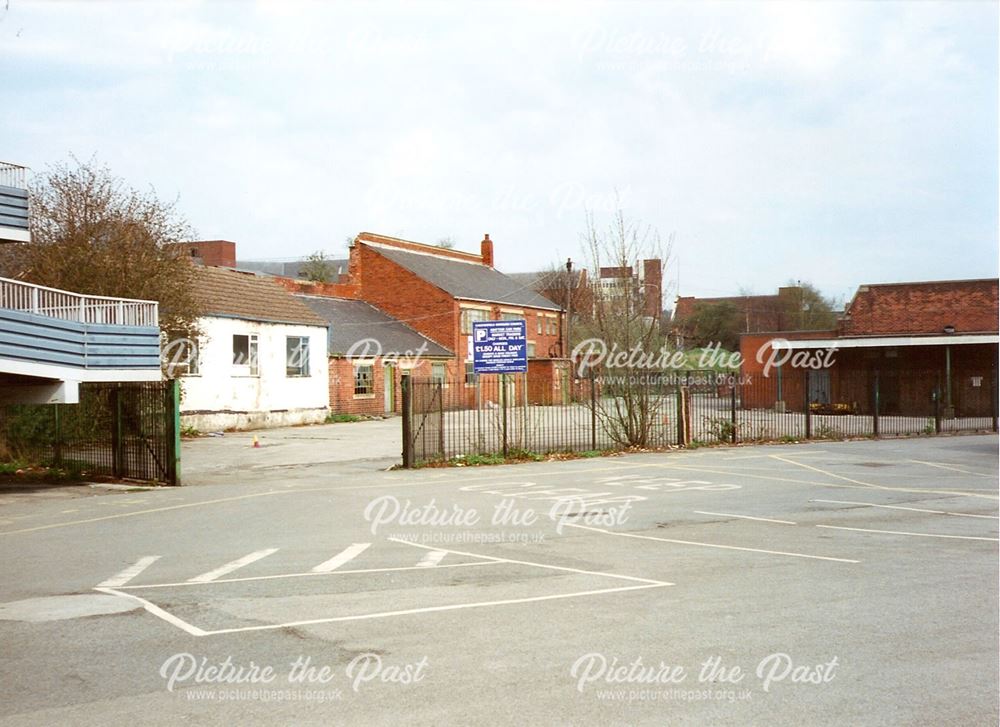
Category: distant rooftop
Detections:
[{"x1": 236, "y1": 257, "x2": 350, "y2": 281}]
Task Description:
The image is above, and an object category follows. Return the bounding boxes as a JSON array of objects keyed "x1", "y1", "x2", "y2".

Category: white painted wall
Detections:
[{"x1": 179, "y1": 316, "x2": 329, "y2": 431}]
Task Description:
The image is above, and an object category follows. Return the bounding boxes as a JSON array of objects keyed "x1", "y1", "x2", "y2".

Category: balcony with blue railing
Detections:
[
  {"x1": 0, "y1": 277, "x2": 162, "y2": 402},
  {"x1": 0, "y1": 162, "x2": 29, "y2": 244}
]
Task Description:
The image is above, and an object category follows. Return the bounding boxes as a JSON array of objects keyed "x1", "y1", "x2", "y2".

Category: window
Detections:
[
  {"x1": 546, "y1": 317, "x2": 557, "y2": 336},
  {"x1": 460, "y1": 308, "x2": 490, "y2": 333},
  {"x1": 432, "y1": 363, "x2": 446, "y2": 386},
  {"x1": 233, "y1": 334, "x2": 259, "y2": 376},
  {"x1": 527, "y1": 342, "x2": 536, "y2": 358},
  {"x1": 465, "y1": 361, "x2": 477, "y2": 385},
  {"x1": 501, "y1": 312, "x2": 522, "y2": 321},
  {"x1": 286, "y1": 336, "x2": 310, "y2": 377},
  {"x1": 166, "y1": 337, "x2": 199, "y2": 376},
  {"x1": 354, "y1": 364, "x2": 374, "y2": 396},
  {"x1": 537, "y1": 316, "x2": 542, "y2": 335}
]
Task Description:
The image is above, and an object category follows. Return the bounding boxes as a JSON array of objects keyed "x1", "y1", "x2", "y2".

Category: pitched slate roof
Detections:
[
  {"x1": 366, "y1": 244, "x2": 561, "y2": 311},
  {"x1": 297, "y1": 295, "x2": 453, "y2": 357},
  {"x1": 190, "y1": 266, "x2": 327, "y2": 327}
]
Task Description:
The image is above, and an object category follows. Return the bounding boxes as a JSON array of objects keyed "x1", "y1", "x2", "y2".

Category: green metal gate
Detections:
[{"x1": 0, "y1": 380, "x2": 181, "y2": 484}]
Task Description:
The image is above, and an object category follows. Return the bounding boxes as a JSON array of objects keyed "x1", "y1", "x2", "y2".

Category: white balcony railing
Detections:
[
  {"x1": 0, "y1": 277, "x2": 159, "y2": 327},
  {"x1": 0, "y1": 162, "x2": 27, "y2": 189}
]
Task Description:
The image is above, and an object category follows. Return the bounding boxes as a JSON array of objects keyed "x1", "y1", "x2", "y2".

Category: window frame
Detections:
[
  {"x1": 431, "y1": 362, "x2": 447, "y2": 388},
  {"x1": 285, "y1": 335, "x2": 310, "y2": 377},
  {"x1": 460, "y1": 307, "x2": 490, "y2": 334},
  {"x1": 353, "y1": 362, "x2": 375, "y2": 398},
  {"x1": 232, "y1": 333, "x2": 259, "y2": 377}
]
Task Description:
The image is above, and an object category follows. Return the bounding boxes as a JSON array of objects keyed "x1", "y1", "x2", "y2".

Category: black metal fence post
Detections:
[
  {"x1": 589, "y1": 368, "x2": 597, "y2": 451},
  {"x1": 872, "y1": 370, "x2": 880, "y2": 438},
  {"x1": 111, "y1": 386, "x2": 122, "y2": 478},
  {"x1": 991, "y1": 367, "x2": 998, "y2": 433},
  {"x1": 804, "y1": 369, "x2": 812, "y2": 440},
  {"x1": 501, "y1": 374, "x2": 508, "y2": 458},
  {"x1": 437, "y1": 380, "x2": 445, "y2": 457},
  {"x1": 166, "y1": 379, "x2": 181, "y2": 485},
  {"x1": 52, "y1": 404, "x2": 62, "y2": 466},
  {"x1": 401, "y1": 375, "x2": 413, "y2": 468},
  {"x1": 729, "y1": 381, "x2": 737, "y2": 444}
]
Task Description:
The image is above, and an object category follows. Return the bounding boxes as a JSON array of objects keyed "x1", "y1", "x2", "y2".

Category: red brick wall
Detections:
[
  {"x1": 356, "y1": 244, "x2": 457, "y2": 352},
  {"x1": 739, "y1": 330, "x2": 839, "y2": 410},
  {"x1": 328, "y1": 356, "x2": 458, "y2": 416},
  {"x1": 454, "y1": 303, "x2": 565, "y2": 362},
  {"x1": 274, "y1": 277, "x2": 361, "y2": 299},
  {"x1": 643, "y1": 259, "x2": 662, "y2": 319},
  {"x1": 175, "y1": 240, "x2": 236, "y2": 267},
  {"x1": 674, "y1": 292, "x2": 793, "y2": 336},
  {"x1": 841, "y1": 279, "x2": 999, "y2": 336}
]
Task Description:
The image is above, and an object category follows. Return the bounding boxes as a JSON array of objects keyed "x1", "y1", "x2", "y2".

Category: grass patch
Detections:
[
  {"x1": 401, "y1": 448, "x2": 627, "y2": 469},
  {"x1": 325, "y1": 413, "x2": 363, "y2": 424},
  {"x1": 0, "y1": 459, "x2": 92, "y2": 485}
]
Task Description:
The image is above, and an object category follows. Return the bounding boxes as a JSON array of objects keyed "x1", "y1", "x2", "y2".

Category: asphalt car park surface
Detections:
[{"x1": 0, "y1": 435, "x2": 996, "y2": 725}]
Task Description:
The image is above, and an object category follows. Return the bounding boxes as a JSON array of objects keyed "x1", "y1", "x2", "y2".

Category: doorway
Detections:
[{"x1": 384, "y1": 363, "x2": 396, "y2": 413}]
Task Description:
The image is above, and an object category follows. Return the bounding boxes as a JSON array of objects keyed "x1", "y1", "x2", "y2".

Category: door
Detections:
[
  {"x1": 808, "y1": 370, "x2": 831, "y2": 405},
  {"x1": 384, "y1": 363, "x2": 396, "y2": 413}
]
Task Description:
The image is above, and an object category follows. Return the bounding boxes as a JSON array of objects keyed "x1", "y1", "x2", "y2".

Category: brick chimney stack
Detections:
[
  {"x1": 481, "y1": 234, "x2": 494, "y2": 267},
  {"x1": 642, "y1": 258, "x2": 662, "y2": 320},
  {"x1": 174, "y1": 240, "x2": 237, "y2": 268}
]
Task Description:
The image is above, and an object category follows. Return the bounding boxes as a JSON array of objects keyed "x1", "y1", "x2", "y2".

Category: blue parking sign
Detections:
[{"x1": 472, "y1": 320, "x2": 528, "y2": 374}]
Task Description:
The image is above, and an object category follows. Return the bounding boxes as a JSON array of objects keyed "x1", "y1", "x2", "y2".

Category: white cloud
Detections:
[{"x1": 2, "y1": 0, "x2": 996, "y2": 297}]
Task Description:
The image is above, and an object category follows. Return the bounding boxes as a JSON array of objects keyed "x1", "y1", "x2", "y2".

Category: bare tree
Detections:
[
  {"x1": 575, "y1": 205, "x2": 674, "y2": 447},
  {"x1": 0, "y1": 156, "x2": 202, "y2": 340}
]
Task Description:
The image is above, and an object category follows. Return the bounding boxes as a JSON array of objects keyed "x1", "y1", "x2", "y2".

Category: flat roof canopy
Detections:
[{"x1": 771, "y1": 334, "x2": 999, "y2": 350}]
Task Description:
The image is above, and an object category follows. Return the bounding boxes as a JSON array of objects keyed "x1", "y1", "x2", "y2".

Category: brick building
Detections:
[
  {"x1": 178, "y1": 266, "x2": 330, "y2": 431},
  {"x1": 181, "y1": 234, "x2": 569, "y2": 415},
  {"x1": 297, "y1": 295, "x2": 452, "y2": 416},
  {"x1": 739, "y1": 278, "x2": 999, "y2": 418},
  {"x1": 672, "y1": 286, "x2": 806, "y2": 345},
  {"x1": 343, "y1": 232, "x2": 564, "y2": 358},
  {"x1": 596, "y1": 260, "x2": 663, "y2": 320}
]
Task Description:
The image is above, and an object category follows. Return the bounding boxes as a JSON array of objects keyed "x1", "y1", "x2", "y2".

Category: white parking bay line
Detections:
[
  {"x1": 188, "y1": 549, "x2": 279, "y2": 583},
  {"x1": 816, "y1": 525, "x2": 998, "y2": 542},
  {"x1": 566, "y1": 524, "x2": 859, "y2": 563},
  {"x1": 811, "y1": 499, "x2": 999, "y2": 520},
  {"x1": 97, "y1": 555, "x2": 161, "y2": 588},
  {"x1": 312, "y1": 543, "x2": 371, "y2": 573},
  {"x1": 416, "y1": 550, "x2": 447, "y2": 568},
  {"x1": 909, "y1": 460, "x2": 993, "y2": 478},
  {"x1": 694, "y1": 511, "x2": 796, "y2": 525}
]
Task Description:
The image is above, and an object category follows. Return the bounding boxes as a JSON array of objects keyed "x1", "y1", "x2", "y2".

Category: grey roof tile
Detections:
[
  {"x1": 297, "y1": 295, "x2": 453, "y2": 357},
  {"x1": 368, "y1": 245, "x2": 561, "y2": 311}
]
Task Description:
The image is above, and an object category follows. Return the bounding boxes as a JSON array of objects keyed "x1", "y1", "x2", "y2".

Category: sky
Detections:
[{"x1": 2, "y1": 0, "x2": 997, "y2": 306}]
